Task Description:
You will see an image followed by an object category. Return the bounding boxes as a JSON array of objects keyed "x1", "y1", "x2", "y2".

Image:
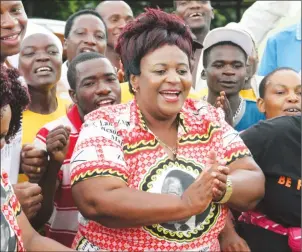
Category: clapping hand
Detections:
[
  {"x1": 181, "y1": 160, "x2": 214, "y2": 216},
  {"x1": 206, "y1": 151, "x2": 230, "y2": 202},
  {"x1": 215, "y1": 91, "x2": 233, "y2": 127}
]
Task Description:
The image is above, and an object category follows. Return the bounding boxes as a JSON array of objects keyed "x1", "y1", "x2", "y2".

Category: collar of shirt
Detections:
[
  {"x1": 129, "y1": 98, "x2": 192, "y2": 136},
  {"x1": 67, "y1": 105, "x2": 83, "y2": 132},
  {"x1": 296, "y1": 22, "x2": 301, "y2": 41}
]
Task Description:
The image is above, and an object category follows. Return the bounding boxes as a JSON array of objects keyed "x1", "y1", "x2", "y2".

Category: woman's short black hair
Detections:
[
  {"x1": 115, "y1": 8, "x2": 193, "y2": 94},
  {"x1": 64, "y1": 9, "x2": 107, "y2": 39},
  {"x1": 0, "y1": 65, "x2": 30, "y2": 143},
  {"x1": 259, "y1": 67, "x2": 297, "y2": 98}
]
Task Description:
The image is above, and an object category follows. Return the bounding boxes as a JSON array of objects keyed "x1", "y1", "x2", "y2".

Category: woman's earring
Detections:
[
  {"x1": 132, "y1": 87, "x2": 138, "y2": 93},
  {"x1": 201, "y1": 70, "x2": 207, "y2": 80}
]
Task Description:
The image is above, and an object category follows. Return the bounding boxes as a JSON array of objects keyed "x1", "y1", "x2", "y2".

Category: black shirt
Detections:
[{"x1": 238, "y1": 115, "x2": 301, "y2": 252}]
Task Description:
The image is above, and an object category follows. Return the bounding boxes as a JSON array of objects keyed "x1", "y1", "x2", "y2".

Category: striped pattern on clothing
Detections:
[{"x1": 34, "y1": 105, "x2": 82, "y2": 247}]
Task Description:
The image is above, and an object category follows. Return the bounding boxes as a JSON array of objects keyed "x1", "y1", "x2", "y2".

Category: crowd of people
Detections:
[{"x1": 1, "y1": 1, "x2": 301, "y2": 251}]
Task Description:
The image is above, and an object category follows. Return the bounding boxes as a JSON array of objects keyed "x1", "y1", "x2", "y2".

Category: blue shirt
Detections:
[
  {"x1": 235, "y1": 100, "x2": 265, "y2": 132},
  {"x1": 258, "y1": 23, "x2": 301, "y2": 76}
]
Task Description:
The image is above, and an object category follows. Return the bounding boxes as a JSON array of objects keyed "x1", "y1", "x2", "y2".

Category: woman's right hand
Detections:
[
  {"x1": 181, "y1": 154, "x2": 216, "y2": 216},
  {"x1": 181, "y1": 151, "x2": 229, "y2": 216}
]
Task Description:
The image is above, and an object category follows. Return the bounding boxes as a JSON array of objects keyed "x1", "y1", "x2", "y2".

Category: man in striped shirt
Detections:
[{"x1": 32, "y1": 52, "x2": 121, "y2": 247}]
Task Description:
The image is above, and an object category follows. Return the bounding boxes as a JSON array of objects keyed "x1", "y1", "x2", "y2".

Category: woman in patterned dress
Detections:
[
  {"x1": 0, "y1": 65, "x2": 74, "y2": 251},
  {"x1": 69, "y1": 9, "x2": 265, "y2": 251}
]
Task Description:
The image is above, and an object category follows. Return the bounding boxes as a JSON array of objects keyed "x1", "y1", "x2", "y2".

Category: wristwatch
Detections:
[{"x1": 215, "y1": 176, "x2": 233, "y2": 204}]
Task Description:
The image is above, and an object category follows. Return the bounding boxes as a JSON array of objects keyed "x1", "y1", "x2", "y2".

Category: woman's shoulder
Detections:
[
  {"x1": 183, "y1": 98, "x2": 224, "y2": 122},
  {"x1": 84, "y1": 102, "x2": 132, "y2": 124}
]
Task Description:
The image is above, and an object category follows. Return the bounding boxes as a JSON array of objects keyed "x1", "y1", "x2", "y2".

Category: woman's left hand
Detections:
[{"x1": 206, "y1": 151, "x2": 230, "y2": 202}]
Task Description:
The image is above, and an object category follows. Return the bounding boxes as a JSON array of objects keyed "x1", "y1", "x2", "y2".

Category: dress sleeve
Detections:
[
  {"x1": 216, "y1": 108, "x2": 252, "y2": 165},
  {"x1": 70, "y1": 117, "x2": 129, "y2": 187}
]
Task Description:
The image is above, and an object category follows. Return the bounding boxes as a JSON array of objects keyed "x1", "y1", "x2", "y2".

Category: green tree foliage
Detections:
[{"x1": 23, "y1": 0, "x2": 255, "y2": 28}]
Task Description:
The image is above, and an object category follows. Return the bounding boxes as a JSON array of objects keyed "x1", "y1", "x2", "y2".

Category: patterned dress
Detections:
[
  {"x1": 1, "y1": 169, "x2": 24, "y2": 252},
  {"x1": 70, "y1": 99, "x2": 251, "y2": 251}
]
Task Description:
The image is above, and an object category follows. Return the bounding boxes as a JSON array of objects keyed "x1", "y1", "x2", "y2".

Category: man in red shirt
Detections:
[{"x1": 31, "y1": 52, "x2": 121, "y2": 247}]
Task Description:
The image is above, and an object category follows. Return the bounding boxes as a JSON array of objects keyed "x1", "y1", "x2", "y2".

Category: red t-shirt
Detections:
[{"x1": 70, "y1": 99, "x2": 251, "y2": 251}]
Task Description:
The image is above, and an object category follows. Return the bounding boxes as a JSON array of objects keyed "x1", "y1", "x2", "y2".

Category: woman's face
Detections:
[
  {"x1": 257, "y1": 70, "x2": 301, "y2": 119},
  {"x1": 0, "y1": 1, "x2": 27, "y2": 62},
  {"x1": 0, "y1": 105, "x2": 11, "y2": 150},
  {"x1": 19, "y1": 33, "x2": 62, "y2": 89},
  {"x1": 131, "y1": 44, "x2": 192, "y2": 120}
]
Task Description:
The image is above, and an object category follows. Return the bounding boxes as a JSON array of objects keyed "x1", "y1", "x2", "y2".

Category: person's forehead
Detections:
[
  {"x1": 76, "y1": 58, "x2": 115, "y2": 78},
  {"x1": 99, "y1": 2, "x2": 133, "y2": 17},
  {"x1": 142, "y1": 45, "x2": 189, "y2": 64},
  {"x1": 21, "y1": 34, "x2": 58, "y2": 49},
  {"x1": 268, "y1": 71, "x2": 301, "y2": 86},
  {"x1": 72, "y1": 14, "x2": 105, "y2": 29},
  {"x1": 208, "y1": 44, "x2": 246, "y2": 61},
  {"x1": 175, "y1": 0, "x2": 211, "y2": 8},
  {"x1": 1, "y1": 1, "x2": 22, "y2": 10}
]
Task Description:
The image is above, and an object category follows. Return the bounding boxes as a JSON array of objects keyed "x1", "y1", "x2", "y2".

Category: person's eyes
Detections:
[
  {"x1": 126, "y1": 18, "x2": 133, "y2": 23},
  {"x1": 95, "y1": 34, "x2": 105, "y2": 40},
  {"x1": 213, "y1": 63, "x2": 223, "y2": 68},
  {"x1": 23, "y1": 51, "x2": 35, "y2": 57},
  {"x1": 275, "y1": 90, "x2": 285, "y2": 95},
  {"x1": 75, "y1": 30, "x2": 85, "y2": 36},
  {"x1": 111, "y1": 17, "x2": 119, "y2": 23},
  {"x1": 11, "y1": 7, "x2": 23, "y2": 14},
  {"x1": 48, "y1": 50, "x2": 59, "y2": 55},
  {"x1": 233, "y1": 63, "x2": 243, "y2": 69},
  {"x1": 83, "y1": 81, "x2": 95, "y2": 87},
  {"x1": 178, "y1": 1, "x2": 188, "y2": 6},
  {"x1": 154, "y1": 70, "x2": 166, "y2": 75},
  {"x1": 107, "y1": 77, "x2": 118, "y2": 82},
  {"x1": 177, "y1": 69, "x2": 188, "y2": 75}
]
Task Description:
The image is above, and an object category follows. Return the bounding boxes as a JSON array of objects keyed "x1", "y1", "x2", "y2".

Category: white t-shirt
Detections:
[{"x1": 1, "y1": 128, "x2": 22, "y2": 184}]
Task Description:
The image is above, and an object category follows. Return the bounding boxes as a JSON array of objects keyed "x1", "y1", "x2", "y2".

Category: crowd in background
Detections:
[{"x1": 0, "y1": 1, "x2": 301, "y2": 251}]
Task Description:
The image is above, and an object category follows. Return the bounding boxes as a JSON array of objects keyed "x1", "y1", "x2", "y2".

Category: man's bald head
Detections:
[
  {"x1": 96, "y1": 1, "x2": 132, "y2": 15},
  {"x1": 95, "y1": 1, "x2": 134, "y2": 48}
]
